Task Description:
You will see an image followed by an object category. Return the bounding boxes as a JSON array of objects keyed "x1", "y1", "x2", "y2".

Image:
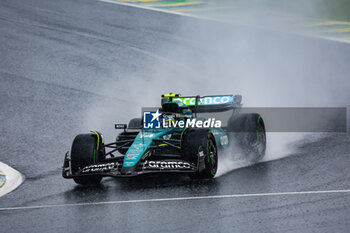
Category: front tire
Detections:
[{"x1": 70, "y1": 132, "x2": 104, "y2": 185}]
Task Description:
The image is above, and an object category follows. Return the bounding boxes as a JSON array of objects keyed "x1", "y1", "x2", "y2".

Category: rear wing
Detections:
[{"x1": 161, "y1": 94, "x2": 242, "y2": 113}]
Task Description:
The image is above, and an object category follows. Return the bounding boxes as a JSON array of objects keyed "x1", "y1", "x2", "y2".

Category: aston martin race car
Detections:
[{"x1": 62, "y1": 94, "x2": 266, "y2": 185}]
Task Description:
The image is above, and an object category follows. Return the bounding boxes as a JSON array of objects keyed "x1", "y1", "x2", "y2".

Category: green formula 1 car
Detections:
[{"x1": 62, "y1": 94, "x2": 266, "y2": 185}]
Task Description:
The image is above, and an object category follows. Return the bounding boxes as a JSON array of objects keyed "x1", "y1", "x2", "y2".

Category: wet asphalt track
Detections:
[{"x1": 1, "y1": 0, "x2": 350, "y2": 232}]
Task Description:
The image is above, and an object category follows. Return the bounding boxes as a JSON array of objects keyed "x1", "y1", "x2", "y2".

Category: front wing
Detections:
[{"x1": 62, "y1": 152, "x2": 199, "y2": 178}]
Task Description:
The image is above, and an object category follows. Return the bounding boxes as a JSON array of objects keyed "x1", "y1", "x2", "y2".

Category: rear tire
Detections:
[
  {"x1": 71, "y1": 133, "x2": 104, "y2": 185},
  {"x1": 182, "y1": 129, "x2": 218, "y2": 178},
  {"x1": 228, "y1": 113, "x2": 266, "y2": 162}
]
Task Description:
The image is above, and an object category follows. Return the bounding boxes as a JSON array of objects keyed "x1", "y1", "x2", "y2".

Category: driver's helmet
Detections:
[
  {"x1": 173, "y1": 100, "x2": 185, "y2": 108},
  {"x1": 183, "y1": 109, "x2": 193, "y2": 118},
  {"x1": 162, "y1": 115, "x2": 175, "y2": 128}
]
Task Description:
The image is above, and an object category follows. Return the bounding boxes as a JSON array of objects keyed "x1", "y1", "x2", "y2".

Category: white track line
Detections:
[{"x1": 1, "y1": 189, "x2": 350, "y2": 211}]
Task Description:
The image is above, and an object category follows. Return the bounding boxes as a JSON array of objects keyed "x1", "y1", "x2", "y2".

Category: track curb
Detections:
[{"x1": 0, "y1": 162, "x2": 24, "y2": 197}]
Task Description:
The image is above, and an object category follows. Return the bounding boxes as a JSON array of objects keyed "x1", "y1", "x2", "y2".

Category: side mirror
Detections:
[{"x1": 115, "y1": 124, "x2": 127, "y2": 130}]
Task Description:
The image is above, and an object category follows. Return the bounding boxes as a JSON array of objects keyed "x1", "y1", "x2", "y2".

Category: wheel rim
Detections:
[{"x1": 206, "y1": 137, "x2": 217, "y2": 176}]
